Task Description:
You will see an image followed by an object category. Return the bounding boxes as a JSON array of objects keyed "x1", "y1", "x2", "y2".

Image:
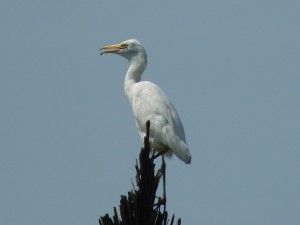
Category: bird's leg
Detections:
[
  {"x1": 161, "y1": 155, "x2": 166, "y2": 199},
  {"x1": 153, "y1": 155, "x2": 167, "y2": 211},
  {"x1": 161, "y1": 155, "x2": 167, "y2": 212},
  {"x1": 151, "y1": 149, "x2": 168, "y2": 210},
  {"x1": 152, "y1": 149, "x2": 168, "y2": 160},
  {"x1": 152, "y1": 152, "x2": 162, "y2": 160}
]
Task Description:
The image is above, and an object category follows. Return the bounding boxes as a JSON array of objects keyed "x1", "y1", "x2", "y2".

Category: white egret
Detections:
[{"x1": 100, "y1": 39, "x2": 191, "y2": 164}]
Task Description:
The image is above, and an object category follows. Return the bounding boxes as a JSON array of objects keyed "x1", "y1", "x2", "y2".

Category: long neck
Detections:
[{"x1": 124, "y1": 53, "x2": 147, "y2": 104}]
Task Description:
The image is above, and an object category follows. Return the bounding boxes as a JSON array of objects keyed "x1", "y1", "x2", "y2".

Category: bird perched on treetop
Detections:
[{"x1": 100, "y1": 39, "x2": 191, "y2": 164}]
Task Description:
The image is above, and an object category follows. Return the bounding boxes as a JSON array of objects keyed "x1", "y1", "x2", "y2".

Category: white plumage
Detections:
[{"x1": 100, "y1": 39, "x2": 191, "y2": 164}]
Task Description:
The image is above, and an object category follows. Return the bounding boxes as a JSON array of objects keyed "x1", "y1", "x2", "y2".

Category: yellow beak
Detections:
[{"x1": 100, "y1": 44, "x2": 125, "y2": 55}]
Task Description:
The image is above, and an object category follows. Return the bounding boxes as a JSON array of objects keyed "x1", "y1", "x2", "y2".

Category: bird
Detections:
[{"x1": 100, "y1": 39, "x2": 191, "y2": 164}]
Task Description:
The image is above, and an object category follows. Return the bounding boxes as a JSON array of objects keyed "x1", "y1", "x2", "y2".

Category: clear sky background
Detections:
[{"x1": 1, "y1": 1, "x2": 299, "y2": 225}]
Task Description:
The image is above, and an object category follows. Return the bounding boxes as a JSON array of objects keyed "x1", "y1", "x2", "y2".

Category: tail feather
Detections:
[{"x1": 169, "y1": 135, "x2": 191, "y2": 164}]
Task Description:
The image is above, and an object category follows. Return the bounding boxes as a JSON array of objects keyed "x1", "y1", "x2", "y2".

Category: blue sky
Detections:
[{"x1": 1, "y1": 1, "x2": 299, "y2": 225}]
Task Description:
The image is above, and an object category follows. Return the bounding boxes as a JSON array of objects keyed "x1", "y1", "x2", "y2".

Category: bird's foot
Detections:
[{"x1": 153, "y1": 196, "x2": 166, "y2": 210}]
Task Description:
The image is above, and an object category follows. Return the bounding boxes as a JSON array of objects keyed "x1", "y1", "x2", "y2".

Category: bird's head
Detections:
[{"x1": 100, "y1": 39, "x2": 146, "y2": 61}]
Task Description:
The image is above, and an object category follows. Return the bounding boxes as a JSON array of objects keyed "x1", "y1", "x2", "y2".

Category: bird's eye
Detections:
[{"x1": 121, "y1": 43, "x2": 128, "y2": 48}]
